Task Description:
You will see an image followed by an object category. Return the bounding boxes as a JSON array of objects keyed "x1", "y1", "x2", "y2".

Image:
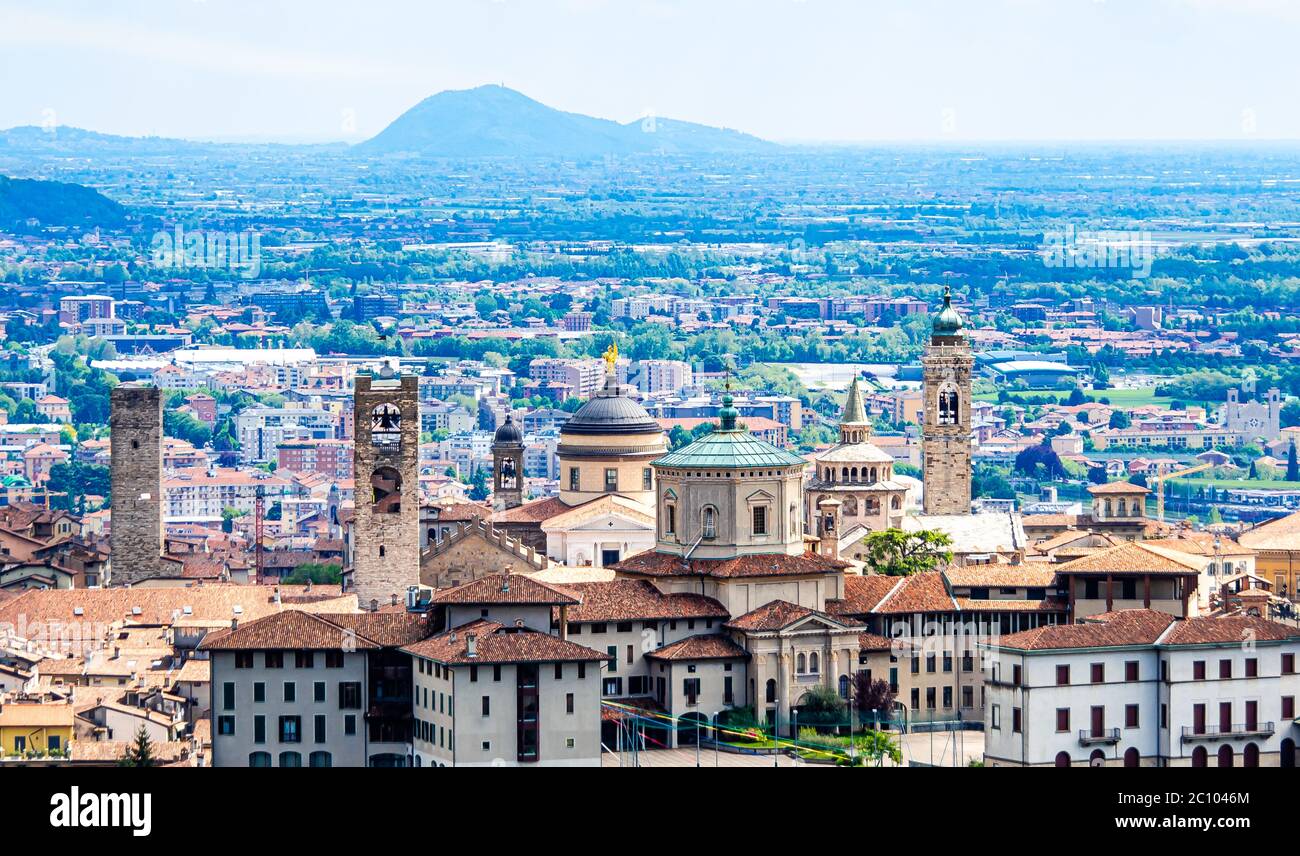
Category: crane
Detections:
[{"x1": 1154, "y1": 461, "x2": 1214, "y2": 523}]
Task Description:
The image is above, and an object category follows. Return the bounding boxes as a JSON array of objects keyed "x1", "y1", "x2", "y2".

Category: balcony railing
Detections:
[
  {"x1": 1181, "y1": 722, "x2": 1275, "y2": 741},
  {"x1": 1078, "y1": 728, "x2": 1120, "y2": 745}
]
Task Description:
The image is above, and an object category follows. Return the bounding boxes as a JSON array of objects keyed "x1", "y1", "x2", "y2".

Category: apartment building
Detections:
[
  {"x1": 277, "y1": 439, "x2": 354, "y2": 479},
  {"x1": 982, "y1": 609, "x2": 1300, "y2": 767},
  {"x1": 405, "y1": 620, "x2": 606, "y2": 767},
  {"x1": 233, "y1": 406, "x2": 336, "y2": 464},
  {"x1": 528, "y1": 358, "x2": 607, "y2": 401},
  {"x1": 202, "y1": 610, "x2": 429, "y2": 767},
  {"x1": 162, "y1": 467, "x2": 295, "y2": 522}
]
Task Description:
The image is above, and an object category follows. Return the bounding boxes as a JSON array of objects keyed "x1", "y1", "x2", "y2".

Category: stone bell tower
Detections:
[
  {"x1": 491, "y1": 414, "x2": 525, "y2": 511},
  {"x1": 922, "y1": 286, "x2": 974, "y2": 515},
  {"x1": 351, "y1": 366, "x2": 420, "y2": 608},
  {"x1": 109, "y1": 383, "x2": 169, "y2": 585}
]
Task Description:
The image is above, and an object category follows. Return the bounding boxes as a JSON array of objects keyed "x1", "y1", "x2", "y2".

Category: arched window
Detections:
[
  {"x1": 765, "y1": 678, "x2": 777, "y2": 703},
  {"x1": 1054, "y1": 751, "x2": 1071, "y2": 768},
  {"x1": 839, "y1": 674, "x2": 850, "y2": 698},
  {"x1": 1191, "y1": 746, "x2": 1207, "y2": 767},
  {"x1": 1103, "y1": 499, "x2": 1112, "y2": 518},
  {"x1": 497, "y1": 456, "x2": 517, "y2": 489},
  {"x1": 809, "y1": 652, "x2": 820, "y2": 674},
  {"x1": 371, "y1": 466, "x2": 402, "y2": 513},
  {"x1": 279, "y1": 751, "x2": 302, "y2": 768},
  {"x1": 851, "y1": 467, "x2": 859, "y2": 482},
  {"x1": 1281, "y1": 738, "x2": 1296, "y2": 768},
  {"x1": 702, "y1": 506, "x2": 717, "y2": 540},
  {"x1": 1124, "y1": 747, "x2": 1140, "y2": 768},
  {"x1": 938, "y1": 385, "x2": 959, "y2": 426},
  {"x1": 249, "y1": 751, "x2": 272, "y2": 767},
  {"x1": 1217, "y1": 745, "x2": 1234, "y2": 768},
  {"x1": 842, "y1": 466, "x2": 850, "y2": 481},
  {"x1": 891, "y1": 495, "x2": 902, "y2": 510},
  {"x1": 1243, "y1": 743, "x2": 1259, "y2": 768},
  {"x1": 796, "y1": 653, "x2": 807, "y2": 674},
  {"x1": 1089, "y1": 749, "x2": 1107, "y2": 767},
  {"x1": 310, "y1": 751, "x2": 333, "y2": 768},
  {"x1": 870, "y1": 467, "x2": 878, "y2": 483}
]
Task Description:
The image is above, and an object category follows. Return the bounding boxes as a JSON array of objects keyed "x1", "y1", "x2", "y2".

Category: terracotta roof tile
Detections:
[
  {"x1": 1159, "y1": 615, "x2": 1300, "y2": 646},
  {"x1": 826, "y1": 574, "x2": 900, "y2": 617},
  {"x1": 645, "y1": 634, "x2": 750, "y2": 661},
  {"x1": 724, "y1": 600, "x2": 863, "y2": 632},
  {"x1": 872, "y1": 572, "x2": 958, "y2": 614},
  {"x1": 611, "y1": 549, "x2": 849, "y2": 580},
  {"x1": 431, "y1": 573, "x2": 579, "y2": 606},
  {"x1": 402, "y1": 619, "x2": 608, "y2": 665},
  {"x1": 992, "y1": 609, "x2": 1174, "y2": 651},
  {"x1": 1055, "y1": 541, "x2": 1202, "y2": 575},
  {"x1": 560, "y1": 580, "x2": 727, "y2": 623}
]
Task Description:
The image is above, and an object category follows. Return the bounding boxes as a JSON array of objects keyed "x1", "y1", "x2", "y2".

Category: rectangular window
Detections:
[
  {"x1": 991, "y1": 704, "x2": 1000, "y2": 730},
  {"x1": 481, "y1": 696, "x2": 490, "y2": 716},
  {"x1": 643, "y1": 468, "x2": 652, "y2": 491},
  {"x1": 235, "y1": 652, "x2": 253, "y2": 669},
  {"x1": 1284, "y1": 653, "x2": 1296, "y2": 674},
  {"x1": 283, "y1": 682, "x2": 296, "y2": 703},
  {"x1": 222, "y1": 682, "x2": 235, "y2": 711},
  {"x1": 566, "y1": 693, "x2": 574, "y2": 714},
  {"x1": 569, "y1": 467, "x2": 580, "y2": 491},
  {"x1": 752, "y1": 505, "x2": 767, "y2": 536},
  {"x1": 1125, "y1": 661, "x2": 1139, "y2": 682},
  {"x1": 1055, "y1": 708, "x2": 1070, "y2": 733},
  {"x1": 1193, "y1": 660, "x2": 1206, "y2": 680},
  {"x1": 604, "y1": 468, "x2": 618, "y2": 491},
  {"x1": 344, "y1": 715, "x2": 356, "y2": 736},
  {"x1": 279, "y1": 716, "x2": 301, "y2": 743},
  {"x1": 314, "y1": 681, "x2": 325, "y2": 703},
  {"x1": 295, "y1": 652, "x2": 314, "y2": 669},
  {"x1": 218, "y1": 716, "x2": 235, "y2": 736},
  {"x1": 1012, "y1": 707, "x2": 1022, "y2": 734},
  {"x1": 1125, "y1": 704, "x2": 1140, "y2": 728},
  {"x1": 925, "y1": 687, "x2": 936, "y2": 710},
  {"x1": 1246, "y1": 658, "x2": 1258, "y2": 678},
  {"x1": 942, "y1": 686, "x2": 952, "y2": 709},
  {"x1": 338, "y1": 682, "x2": 362, "y2": 710},
  {"x1": 1090, "y1": 663, "x2": 1104, "y2": 684},
  {"x1": 1056, "y1": 664, "x2": 1070, "y2": 686},
  {"x1": 1283, "y1": 696, "x2": 1295, "y2": 719},
  {"x1": 254, "y1": 715, "x2": 265, "y2": 744},
  {"x1": 253, "y1": 682, "x2": 265, "y2": 703},
  {"x1": 664, "y1": 505, "x2": 675, "y2": 535},
  {"x1": 607, "y1": 646, "x2": 617, "y2": 673},
  {"x1": 314, "y1": 714, "x2": 326, "y2": 743},
  {"x1": 265, "y1": 652, "x2": 284, "y2": 669},
  {"x1": 1012, "y1": 664, "x2": 1022, "y2": 686},
  {"x1": 1219, "y1": 659, "x2": 1232, "y2": 680},
  {"x1": 324, "y1": 651, "x2": 344, "y2": 668}
]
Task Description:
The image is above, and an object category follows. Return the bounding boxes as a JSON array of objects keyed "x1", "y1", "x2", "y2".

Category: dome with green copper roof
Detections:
[
  {"x1": 654, "y1": 394, "x2": 806, "y2": 470},
  {"x1": 931, "y1": 285, "x2": 965, "y2": 338}
]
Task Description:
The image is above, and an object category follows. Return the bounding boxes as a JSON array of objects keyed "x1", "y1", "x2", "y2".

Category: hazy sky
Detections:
[{"x1": 2, "y1": 0, "x2": 1298, "y2": 143}]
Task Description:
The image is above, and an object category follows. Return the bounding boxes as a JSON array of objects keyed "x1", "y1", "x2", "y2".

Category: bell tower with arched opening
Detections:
[
  {"x1": 922, "y1": 286, "x2": 974, "y2": 515},
  {"x1": 351, "y1": 366, "x2": 420, "y2": 607},
  {"x1": 491, "y1": 414, "x2": 525, "y2": 511}
]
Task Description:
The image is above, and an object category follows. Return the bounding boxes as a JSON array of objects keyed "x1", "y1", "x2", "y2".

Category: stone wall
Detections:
[
  {"x1": 420, "y1": 520, "x2": 547, "y2": 589},
  {"x1": 352, "y1": 373, "x2": 421, "y2": 607},
  {"x1": 109, "y1": 384, "x2": 168, "y2": 584}
]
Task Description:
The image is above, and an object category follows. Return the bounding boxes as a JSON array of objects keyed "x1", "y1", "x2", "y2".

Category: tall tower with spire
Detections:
[
  {"x1": 839, "y1": 376, "x2": 870, "y2": 445},
  {"x1": 922, "y1": 286, "x2": 974, "y2": 515}
]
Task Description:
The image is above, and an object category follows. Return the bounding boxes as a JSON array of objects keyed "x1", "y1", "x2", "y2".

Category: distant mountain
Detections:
[
  {"x1": 0, "y1": 125, "x2": 209, "y2": 156},
  {"x1": 358, "y1": 85, "x2": 775, "y2": 157},
  {"x1": 0, "y1": 175, "x2": 128, "y2": 228}
]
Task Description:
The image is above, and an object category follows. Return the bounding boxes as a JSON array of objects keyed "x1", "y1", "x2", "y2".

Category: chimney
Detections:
[
  {"x1": 230, "y1": 617, "x2": 238, "y2": 631},
  {"x1": 391, "y1": 593, "x2": 399, "y2": 607},
  {"x1": 466, "y1": 633, "x2": 477, "y2": 658},
  {"x1": 305, "y1": 578, "x2": 312, "y2": 592}
]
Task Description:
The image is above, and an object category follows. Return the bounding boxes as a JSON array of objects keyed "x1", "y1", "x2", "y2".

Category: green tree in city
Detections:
[
  {"x1": 863, "y1": 528, "x2": 953, "y2": 577},
  {"x1": 118, "y1": 725, "x2": 156, "y2": 767}
]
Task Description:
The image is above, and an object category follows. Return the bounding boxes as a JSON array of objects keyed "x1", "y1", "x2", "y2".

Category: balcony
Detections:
[
  {"x1": 1078, "y1": 728, "x2": 1120, "y2": 746},
  {"x1": 1181, "y1": 722, "x2": 1275, "y2": 742}
]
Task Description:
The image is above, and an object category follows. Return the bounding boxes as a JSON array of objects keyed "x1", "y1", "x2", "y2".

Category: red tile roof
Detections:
[
  {"x1": 645, "y1": 634, "x2": 750, "y2": 661},
  {"x1": 992, "y1": 609, "x2": 1174, "y2": 651},
  {"x1": 826, "y1": 574, "x2": 900, "y2": 617},
  {"x1": 402, "y1": 619, "x2": 608, "y2": 665},
  {"x1": 431, "y1": 573, "x2": 579, "y2": 606},
  {"x1": 559, "y1": 580, "x2": 727, "y2": 623},
  {"x1": 612, "y1": 549, "x2": 849, "y2": 580},
  {"x1": 872, "y1": 572, "x2": 958, "y2": 614},
  {"x1": 489, "y1": 496, "x2": 569, "y2": 525},
  {"x1": 1160, "y1": 615, "x2": 1300, "y2": 646},
  {"x1": 725, "y1": 600, "x2": 862, "y2": 632}
]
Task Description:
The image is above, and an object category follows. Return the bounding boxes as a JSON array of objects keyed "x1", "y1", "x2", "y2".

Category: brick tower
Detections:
[
  {"x1": 351, "y1": 367, "x2": 421, "y2": 608},
  {"x1": 109, "y1": 383, "x2": 168, "y2": 584},
  {"x1": 922, "y1": 286, "x2": 974, "y2": 515}
]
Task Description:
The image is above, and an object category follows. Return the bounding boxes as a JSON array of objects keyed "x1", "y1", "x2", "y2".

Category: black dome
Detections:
[
  {"x1": 563, "y1": 387, "x2": 662, "y2": 436},
  {"x1": 493, "y1": 414, "x2": 524, "y2": 445}
]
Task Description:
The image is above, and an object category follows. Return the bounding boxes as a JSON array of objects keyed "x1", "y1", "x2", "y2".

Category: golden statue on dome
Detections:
[{"x1": 602, "y1": 342, "x2": 618, "y2": 374}]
